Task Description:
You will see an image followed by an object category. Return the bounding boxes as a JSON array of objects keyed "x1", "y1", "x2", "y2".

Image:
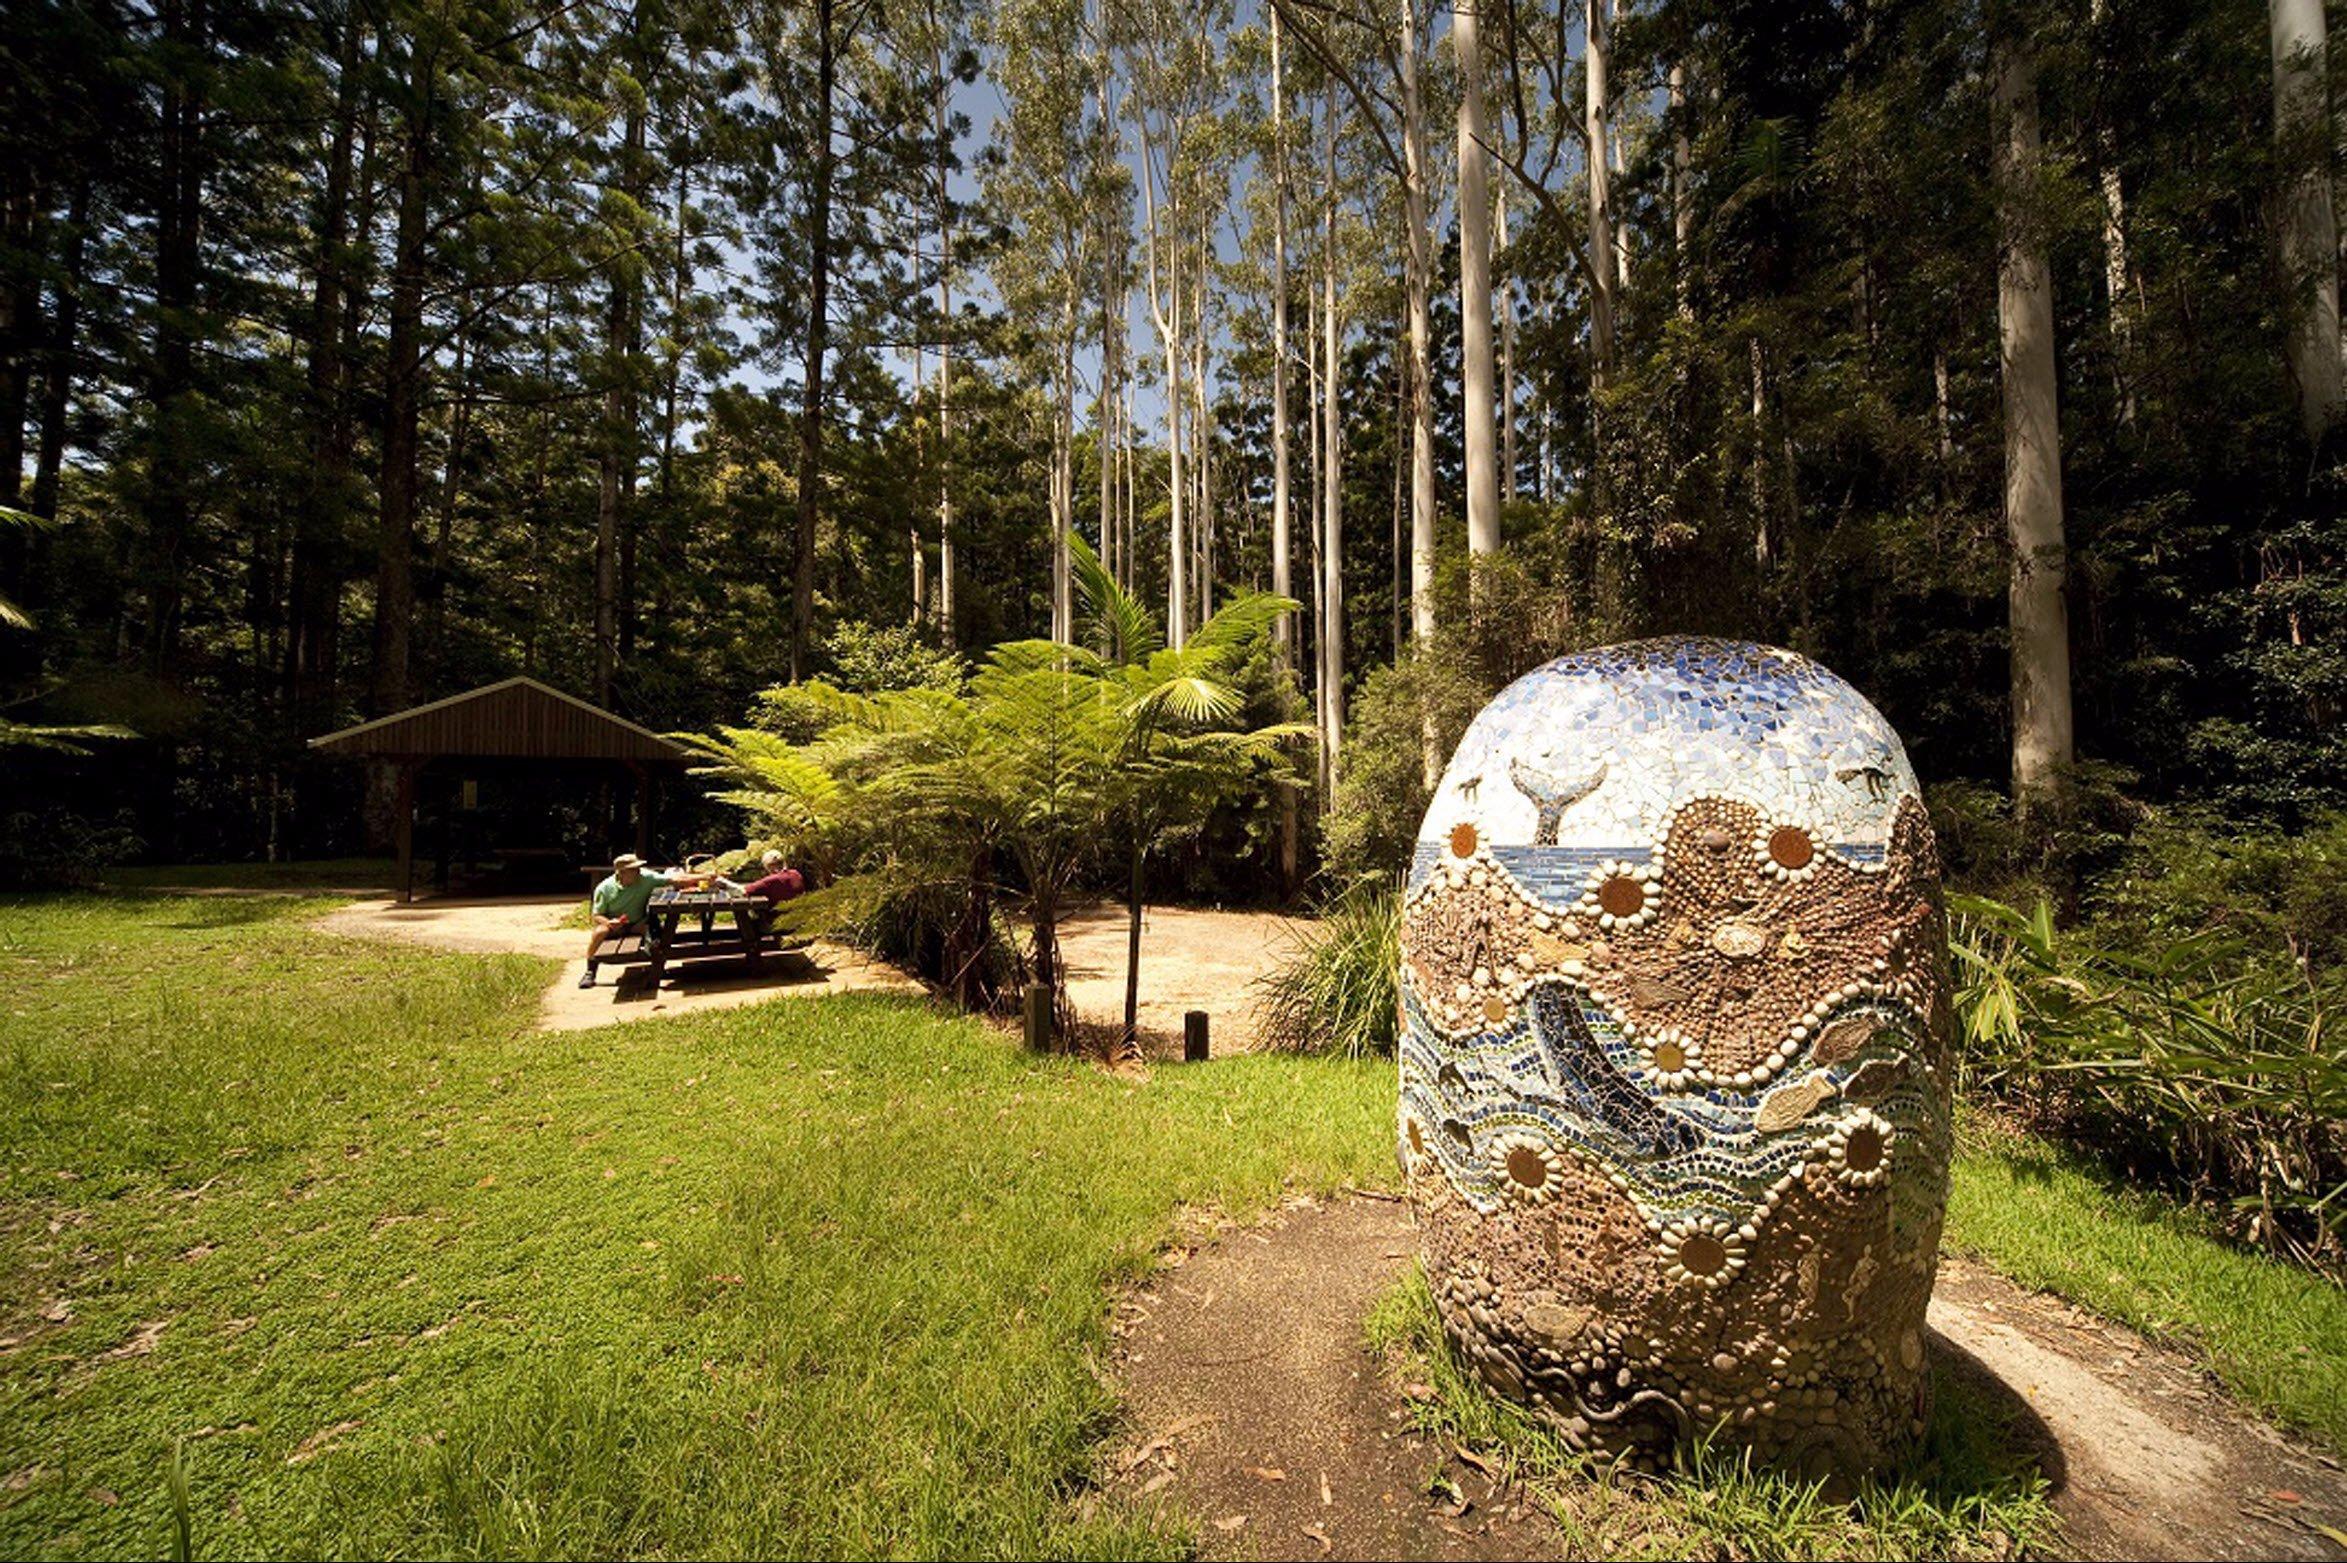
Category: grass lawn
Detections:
[
  {"x1": 1944, "y1": 1119, "x2": 2347, "y2": 1452},
  {"x1": 0, "y1": 893, "x2": 1390, "y2": 1558},
  {"x1": 5, "y1": 889, "x2": 2343, "y2": 1560}
]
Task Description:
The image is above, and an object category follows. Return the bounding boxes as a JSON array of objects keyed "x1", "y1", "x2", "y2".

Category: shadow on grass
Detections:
[{"x1": 1923, "y1": 1330, "x2": 2068, "y2": 1502}]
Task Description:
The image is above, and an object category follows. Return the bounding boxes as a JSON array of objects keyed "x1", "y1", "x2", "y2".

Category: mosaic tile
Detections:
[{"x1": 1398, "y1": 636, "x2": 1952, "y2": 1479}]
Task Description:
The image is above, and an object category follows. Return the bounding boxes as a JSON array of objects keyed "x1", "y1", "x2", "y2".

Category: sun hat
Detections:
[{"x1": 612, "y1": 852, "x2": 648, "y2": 870}]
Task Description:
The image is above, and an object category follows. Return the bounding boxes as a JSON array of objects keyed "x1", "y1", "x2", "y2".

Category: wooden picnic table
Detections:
[{"x1": 640, "y1": 885, "x2": 782, "y2": 989}]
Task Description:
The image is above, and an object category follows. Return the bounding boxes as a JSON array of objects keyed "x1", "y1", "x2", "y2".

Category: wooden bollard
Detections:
[
  {"x1": 1024, "y1": 984, "x2": 1053, "y2": 1052},
  {"x1": 1184, "y1": 1009, "x2": 1209, "y2": 1062}
]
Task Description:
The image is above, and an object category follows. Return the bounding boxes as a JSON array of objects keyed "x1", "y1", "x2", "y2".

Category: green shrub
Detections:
[
  {"x1": 2088, "y1": 809, "x2": 2347, "y2": 979},
  {"x1": 1952, "y1": 893, "x2": 2346, "y2": 1271},
  {"x1": 1252, "y1": 879, "x2": 1403, "y2": 1057},
  {"x1": 1323, "y1": 649, "x2": 1490, "y2": 880}
]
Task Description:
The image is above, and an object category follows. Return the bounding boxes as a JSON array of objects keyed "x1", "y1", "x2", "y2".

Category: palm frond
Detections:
[{"x1": 1071, "y1": 533, "x2": 1163, "y2": 664}]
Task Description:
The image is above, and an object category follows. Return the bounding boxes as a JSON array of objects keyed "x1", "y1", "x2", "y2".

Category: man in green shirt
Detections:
[{"x1": 582, "y1": 853, "x2": 708, "y2": 988}]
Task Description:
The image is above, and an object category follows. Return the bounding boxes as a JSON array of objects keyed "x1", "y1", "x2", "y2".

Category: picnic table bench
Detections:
[{"x1": 596, "y1": 886, "x2": 801, "y2": 989}]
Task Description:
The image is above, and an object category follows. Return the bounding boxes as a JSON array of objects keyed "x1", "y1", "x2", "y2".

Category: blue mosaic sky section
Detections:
[{"x1": 1415, "y1": 637, "x2": 1921, "y2": 864}]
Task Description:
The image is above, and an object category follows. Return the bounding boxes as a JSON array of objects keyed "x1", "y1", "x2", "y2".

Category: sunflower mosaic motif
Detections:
[{"x1": 1399, "y1": 637, "x2": 1954, "y2": 1479}]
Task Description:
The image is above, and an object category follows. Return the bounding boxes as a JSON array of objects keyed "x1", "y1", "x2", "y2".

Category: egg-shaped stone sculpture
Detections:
[{"x1": 1398, "y1": 637, "x2": 1952, "y2": 1479}]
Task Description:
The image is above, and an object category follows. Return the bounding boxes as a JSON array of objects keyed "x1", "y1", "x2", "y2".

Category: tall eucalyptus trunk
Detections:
[
  {"x1": 790, "y1": 0, "x2": 839, "y2": 683},
  {"x1": 1497, "y1": 182, "x2": 1516, "y2": 503},
  {"x1": 2271, "y1": 0, "x2": 2341, "y2": 443},
  {"x1": 1992, "y1": 32, "x2": 2075, "y2": 810},
  {"x1": 1399, "y1": 0, "x2": 1436, "y2": 646},
  {"x1": 1584, "y1": 0, "x2": 1617, "y2": 390},
  {"x1": 1271, "y1": 8, "x2": 1293, "y2": 660},
  {"x1": 1319, "y1": 105, "x2": 1344, "y2": 797},
  {"x1": 1455, "y1": 0, "x2": 1500, "y2": 558},
  {"x1": 935, "y1": 52, "x2": 956, "y2": 644}
]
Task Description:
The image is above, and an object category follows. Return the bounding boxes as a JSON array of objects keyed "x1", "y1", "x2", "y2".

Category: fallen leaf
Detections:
[
  {"x1": 1402, "y1": 1381, "x2": 1435, "y2": 1402},
  {"x1": 1138, "y1": 1470, "x2": 1174, "y2": 1495},
  {"x1": 2269, "y1": 1489, "x2": 2301, "y2": 1504},
  {"x1": 1247, "y1": 1466, "x2": 1287, "y2": 1482},
  {"x1": 86, "y1": 1487, "x2": 118, "y2": 1506},
  {"x1": 1211, "y1": 1515, "x2": 1247, "y2": 1533},
  {"x1": 1455, "y1": 1443, "x2": 1500, "y2": 1476},
  {"x1": 1301, "y1": 1524, "x2": 1332, "y2": 1553},
  {"x1": 96, "y1": 1319, "x2": 168, "y2": 1362},
  {"x1": 1319, "y1": 1471, "x2": 1333, "y2": 1506},
  {"x1": 286, "y1": 1419, "x2": 364, "y2": 1465}
]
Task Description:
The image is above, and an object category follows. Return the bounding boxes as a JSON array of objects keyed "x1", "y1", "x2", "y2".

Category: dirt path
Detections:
[
  {"x1": 312, "y1": 894, "x2": 920, "y2": 1032},
  {"x1": 1058, "y1": 904, "x2": 1309, "y2": 1058},
  {"x1": 1112, "y1": 1196, "x2": 1546, "y2": 1560},
  {"x1": 316, "y1": 895, "x2": 1288, "y2": 1037},
  {"x1": 1111, "y1": 1199, "x2": 2347, "y2": 1562}
]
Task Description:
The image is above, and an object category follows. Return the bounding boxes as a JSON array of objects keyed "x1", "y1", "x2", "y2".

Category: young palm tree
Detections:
[
  {"x1": 1068, "y1": 537, "x2": 1306, "y2": 1056},
  {"x1": 694, "y1": 550, "x2": 1299, "y2": 1051}
]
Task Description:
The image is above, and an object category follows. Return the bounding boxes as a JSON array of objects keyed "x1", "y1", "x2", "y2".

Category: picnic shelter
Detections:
[{"x1": 309, "y1": 677, "x2": 695, "y2": 901}]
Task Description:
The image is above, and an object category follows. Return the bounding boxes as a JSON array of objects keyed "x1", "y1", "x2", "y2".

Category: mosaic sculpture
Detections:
[{"x1": 1399, "y1": 637, "x2": 1952, "y2": 1479}]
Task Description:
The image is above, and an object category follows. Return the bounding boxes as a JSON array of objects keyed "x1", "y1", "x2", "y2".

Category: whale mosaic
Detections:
[{"x1": 1399, "y1": 637, "x2": 1953, "y2": 1478}]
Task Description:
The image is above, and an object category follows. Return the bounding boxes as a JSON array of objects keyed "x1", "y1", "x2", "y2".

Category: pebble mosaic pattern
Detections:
[{"x1": 1399, "y1": 638, "x2": 1952, "y2": 1478}]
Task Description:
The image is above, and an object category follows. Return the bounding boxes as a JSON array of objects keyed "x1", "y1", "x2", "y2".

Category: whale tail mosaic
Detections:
[{"x1": 1399, "y1": 637, "x2": 1953, "y2": 1480}]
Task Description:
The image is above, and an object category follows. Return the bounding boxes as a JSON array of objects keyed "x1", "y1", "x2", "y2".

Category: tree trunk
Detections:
[
  {"x1": 374, "y1": 64, "x2": 432, "y2": 721},
  {"x1": 1455, "y1": 0, "x2": 1500, "y2": 559},
  {"x1": 2271, "y1": 0, "x2": 2341, "y2": 443},
  {"x1": 1098, "y1": 49, "x2": 1121, "y2": 614},
  {"x1": 31, "y1": 177, "x2": 89, "y2": 522},
  {"x1": 1192, "y1": 257, "x2": 1212, "y2": 623},
  {"x1": 596, "y1": 42, "x2": 648, "y2": 706},
  {"x1": 0, "y1": 174, "x2": 39, "y2": 511},
  {"x1": 1585, "y1": 0, "x2": 1617, "y2": 389},
  {"x1": 1053, "y1": 292, "x2": 1076, "y2": 642},
  {"x1": 1320, "y1": 107, "x2": 1344, "y2": 798},
  {"x1": 1670, "y1": 61, "x2": 1693, "y2": 322},
  {"x1": 287, "y1": 11, "x2": 361, "y2": 729},
  {"x1": 145, "y1": 0, "x2": 208, "y2": 677},
  {"x1": 1122, "y1": 832, "x2": 1145, "y2": 1049},
  {"x1": 791, "y1": 0, "x2": 838, "y2": 683},
  {"x1": 1497, "y1": 182, "x2": 1516, "y2": 503},
  {"x1": 1139, "y1": 106, "x2": 1187, "y2": 648},
  {"x1": 1993, "y1": 34, "x2": 2075, "y2": 809},
  {"x1": 1271, "y1": 9, "x2": 1294, "y2": 661},
  {"x1": 1400, "y1": 0, "x2": 1436, "y2": 648},
  {"x1": 1392, "y1": 334, "x2": 1406, "y2": 654},
  {"x1": 935, "y1": 55, "x2": 956, "y2": 646}
]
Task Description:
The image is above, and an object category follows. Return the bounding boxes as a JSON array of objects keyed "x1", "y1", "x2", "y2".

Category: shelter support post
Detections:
[{"x1": 394, "y1": 759, "x2": 420, "y2": 904}]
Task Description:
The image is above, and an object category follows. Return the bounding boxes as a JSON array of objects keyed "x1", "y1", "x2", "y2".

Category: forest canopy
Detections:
[{"x1": 0, "y1": 0, "x2": 2339, "y2": 879}]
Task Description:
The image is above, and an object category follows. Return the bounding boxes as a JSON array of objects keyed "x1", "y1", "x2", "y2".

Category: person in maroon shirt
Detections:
[{"x1": 739, "y1": 850, "x2": 804, "y2": 907}]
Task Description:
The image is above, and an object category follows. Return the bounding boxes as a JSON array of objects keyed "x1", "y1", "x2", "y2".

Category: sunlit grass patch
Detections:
[
  {"x1": 0, "y1": 892, "x2": 1392, "y2": 1559},
  {"x1": 1364, "y1": 1267, "x2": 2061, "y2": 1561}
]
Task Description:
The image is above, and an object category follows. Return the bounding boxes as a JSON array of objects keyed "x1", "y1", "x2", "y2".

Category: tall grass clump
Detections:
[
  {"x1": 1952, "y1": 893, "x2": 2345, "y2": 1271},
  {"x1": 1253, "y1": 879, "x2": 1403, "y2": 1057}
]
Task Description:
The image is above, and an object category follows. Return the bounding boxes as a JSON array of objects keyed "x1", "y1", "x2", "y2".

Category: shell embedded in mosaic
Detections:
[{"x1": 1398, "y1": 636, "x2": 1953, "y2": 1478}]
